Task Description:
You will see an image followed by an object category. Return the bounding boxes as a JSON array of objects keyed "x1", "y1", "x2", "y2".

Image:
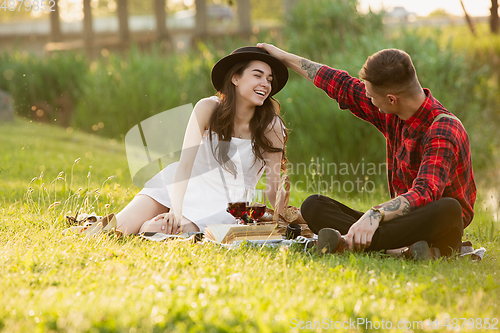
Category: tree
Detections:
[
  {"x1": 492, "y1": 0, "x2": 499, "y2": 34},
  {"x1": 195, "y1": 0, "x2": 207, "y2": 38},
  {"x1": 460, "y1": 0, "x2": 475, "y2": 36},
  {"x1": 117, "y1": 0, "x2": 130, "y2": 43},
  {"x1": 238, "y1": 0, "x2": 251, "y2": 35},
  {"x1": 83, "y1": 0, "x2": 93, "y2": 55},
  {"x1": 154, "y1": 0, "x2": 169, "y2": 42},
  {"x1": 50, "y1": 0, "x2": 62, "y2": 42}
]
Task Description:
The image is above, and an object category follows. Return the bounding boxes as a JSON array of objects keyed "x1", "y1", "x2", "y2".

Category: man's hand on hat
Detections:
[
  {"x1": 256, "y1": 43, "x2": 320, "y2": 83},
  {"x1": 256, "y1": 43, "x2": 287, "y2": 62}
]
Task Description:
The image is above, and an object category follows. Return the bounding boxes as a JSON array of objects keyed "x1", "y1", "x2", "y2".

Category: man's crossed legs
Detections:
[{"x1": 301, "y1": 196, "x2": 463, "y2": 257}]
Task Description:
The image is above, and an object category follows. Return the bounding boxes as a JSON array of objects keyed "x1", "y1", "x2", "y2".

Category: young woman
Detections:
[{"x1": 115, "y1": 46, "x2": 290, "y2": 236}]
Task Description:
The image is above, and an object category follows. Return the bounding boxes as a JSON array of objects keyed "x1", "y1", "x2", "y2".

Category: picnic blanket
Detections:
[
  {"x1": 63, "y1": 212, "x2": 487, "y2": 260},
  {"x1": 460, "y1": 241, "x2": 486, "y2": 261}
]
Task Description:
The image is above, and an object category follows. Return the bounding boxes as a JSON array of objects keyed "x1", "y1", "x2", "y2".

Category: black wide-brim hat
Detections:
[{"x1": 211, "y1": 46, "x2": 289, "y2": 96}]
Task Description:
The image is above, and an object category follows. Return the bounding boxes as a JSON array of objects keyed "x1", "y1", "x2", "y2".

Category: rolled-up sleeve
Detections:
[{"x1": 313, "y1": 65, "x2": 387, "y2": 134}]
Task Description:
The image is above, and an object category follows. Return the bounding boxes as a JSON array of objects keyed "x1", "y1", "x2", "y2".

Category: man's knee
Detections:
[
  {"x1": 436, "y1": 197, "x2": 463, "y2": 226},
  {"x1": 429, "y1": 198, "x2": 464, "y2": 253},
  {"x1": 300, "y1": 195, "x2": 323, "y2": 223},
  {"x1": 439, "y1": 197, "x2": 461, "y2": 211}
]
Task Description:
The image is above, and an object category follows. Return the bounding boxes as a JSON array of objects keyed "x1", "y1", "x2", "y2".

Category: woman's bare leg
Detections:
[{"x1": 116, "y1": 194, "x2": 169, "y2": 236}]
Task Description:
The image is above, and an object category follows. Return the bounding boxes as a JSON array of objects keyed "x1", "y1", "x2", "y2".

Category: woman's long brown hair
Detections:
[{"x1": 208, "y1": 61, "x2": 288, "y2": 177}]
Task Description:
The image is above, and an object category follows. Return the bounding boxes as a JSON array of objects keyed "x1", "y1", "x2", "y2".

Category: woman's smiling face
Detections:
[{"x1": 232, "y1": 60, "x2": 273, "y2": 106}]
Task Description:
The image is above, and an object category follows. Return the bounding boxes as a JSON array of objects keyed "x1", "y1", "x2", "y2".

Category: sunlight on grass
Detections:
[{"x1": 1, "y1": 118, "x2": 499, "y2": 332}]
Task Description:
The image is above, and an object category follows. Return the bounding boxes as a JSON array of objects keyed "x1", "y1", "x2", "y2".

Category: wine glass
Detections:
[
  {"x1": 247, "y1": 189, "x2": 266, "y2": 220},
  {"x1": 227, "y1": 188, "x2": 248, "y2": 219}
]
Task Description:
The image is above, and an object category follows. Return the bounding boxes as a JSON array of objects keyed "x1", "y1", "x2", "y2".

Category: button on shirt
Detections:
[{"x1": 314, "y1": 65, "x2": 476, "y2": 227}]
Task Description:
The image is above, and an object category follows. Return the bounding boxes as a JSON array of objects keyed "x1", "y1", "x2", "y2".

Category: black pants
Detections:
[{"x1": 301, "y1": 195, "x2": 464, "y2": 256}]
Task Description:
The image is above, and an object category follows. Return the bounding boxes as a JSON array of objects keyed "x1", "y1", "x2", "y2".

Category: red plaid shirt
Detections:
[{"x1": 314, "y1": 65, "x2": 476, "y2": 227}]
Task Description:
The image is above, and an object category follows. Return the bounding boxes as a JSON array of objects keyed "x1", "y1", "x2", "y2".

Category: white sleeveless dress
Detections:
[{"x1": 138, "y1": 130, "x2": 265, "y2": 232}]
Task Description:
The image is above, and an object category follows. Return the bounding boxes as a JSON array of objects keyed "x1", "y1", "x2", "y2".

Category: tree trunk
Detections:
[
  {"x1": 49, "y1": 0, "x2": 61, "y2": 42},
  {"x1": 117, "y1": 0, "x2": 130, "y2": 44},
  {"x1": 154, "y1": 0, "x2": 168, "y2": 41},
  {"x1": 195, "y1": 0, "x2": 207, "y2": 38},
  {"x1": 491, "y1": 0, "x2": 500, "y2": 34},
  {"x1": 460, "y1": 0, "x2": 476, "y2": 36},
  {"x1": 237, "y1": 0, "x2": 252, "y2": 36},
  {"x1": 83, "y1": 0, "x2": 93, "y2": 56}
]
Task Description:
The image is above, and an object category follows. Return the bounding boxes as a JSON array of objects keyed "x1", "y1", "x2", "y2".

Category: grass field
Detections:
[{"x1": 1, "y1": 119, "x2": 499, "y2": 332}]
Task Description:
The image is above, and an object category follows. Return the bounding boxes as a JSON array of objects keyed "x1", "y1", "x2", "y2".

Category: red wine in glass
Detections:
[
  {"x1": 248, "y1": 204, "x2": 266, "y2": 219},
  {"x1": 227, "y1": 202, "x2": 247, "y2": 218}
]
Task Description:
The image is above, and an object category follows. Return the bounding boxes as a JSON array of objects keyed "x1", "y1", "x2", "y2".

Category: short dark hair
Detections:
[{"x1": 359, "y1": 49, "x2": 419, "y2": 95}]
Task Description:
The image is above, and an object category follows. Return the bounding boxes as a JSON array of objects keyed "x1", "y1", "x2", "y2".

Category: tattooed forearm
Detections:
[
  {"x1": 378, "y1": 196, "x2": 412, "y2": 222},
  {"x1": 402, "y1": 200, "x2": 411, "y2": 214},
  {"x1": 368, "y1": 210, "x2": 382, "y2": 226},
  {"x1": 300, "y1": 58, "x2": 321, "y2": 80},
  {"x1": 384, "y1": 197, "x2": 402, "y2": 212}
]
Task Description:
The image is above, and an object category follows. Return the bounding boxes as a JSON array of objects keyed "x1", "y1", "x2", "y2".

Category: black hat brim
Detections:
[{"x1": 211, "y1": 47, "x2": 289, "y2": 96}]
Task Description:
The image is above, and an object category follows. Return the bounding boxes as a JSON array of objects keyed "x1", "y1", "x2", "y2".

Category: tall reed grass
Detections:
[{"x1": 23, "y1": 157, "x2": 118, "y2": 228}]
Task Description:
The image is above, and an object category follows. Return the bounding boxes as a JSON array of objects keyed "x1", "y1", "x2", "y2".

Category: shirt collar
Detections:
[{"x1": 403, "y1": 88, "x2": 435, "y2": 138}]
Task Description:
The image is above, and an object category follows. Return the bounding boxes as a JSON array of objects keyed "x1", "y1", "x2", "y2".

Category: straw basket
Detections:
[{"x1": 258, "y1": 174, "x2": 314, "y2": 238}]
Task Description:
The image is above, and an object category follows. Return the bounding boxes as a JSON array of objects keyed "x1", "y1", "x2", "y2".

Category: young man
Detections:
[{"x1": 257, "y1": 43, "x2": 476, "y2": 258}]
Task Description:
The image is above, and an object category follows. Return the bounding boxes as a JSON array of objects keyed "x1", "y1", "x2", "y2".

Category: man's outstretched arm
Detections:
[
  {"x1": 257, "y1": 43, "x2": 324, "y2": 83},
  {"x1": 257, "y1": 42, "x2": 383, "y2": 129}
]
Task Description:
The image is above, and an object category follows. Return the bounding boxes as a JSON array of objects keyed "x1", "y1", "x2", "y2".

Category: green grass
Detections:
[{"x1": 1, "y1": 119, "x2": 499, "y2": 332}]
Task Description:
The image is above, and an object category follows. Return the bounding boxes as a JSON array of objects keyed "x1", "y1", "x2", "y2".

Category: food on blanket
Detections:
[
  {"x1": 258, "y1": 208, "x2": 275, "y2": 221},
  {"x1": 282, "y1": 206, "x2": 306, "y2": 224},
  {"x1": 256, "y1": 207, "x2": 314, "y2": 238}
]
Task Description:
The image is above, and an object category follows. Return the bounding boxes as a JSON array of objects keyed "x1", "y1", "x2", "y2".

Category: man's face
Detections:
[{"x1": 364, "y1": 81, "x2": 394, "y2": 114}]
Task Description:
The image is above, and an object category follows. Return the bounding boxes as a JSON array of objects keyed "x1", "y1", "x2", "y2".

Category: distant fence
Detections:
[{"x1": 0, "y1": 15, "x2": 197, "y2": 36}]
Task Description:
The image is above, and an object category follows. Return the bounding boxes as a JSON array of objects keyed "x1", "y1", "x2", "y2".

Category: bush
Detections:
[
  {"x1": 0, "y1": 51, "x2": 86, "y2": 126},
  {"x1": 1, "y1": 0, "x2": 499, "y2": 189},
  {"x1": 285, "y1": 0, "x2": 383, "y2": 62},
  {"x1": 72, "y1": 41, "x2": 255, "y2": 138},
  {"x1": 73, "y1": 45, "x2": 213, "y2": 138}
]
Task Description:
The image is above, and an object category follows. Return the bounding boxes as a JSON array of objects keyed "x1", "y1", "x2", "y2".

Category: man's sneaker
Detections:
[
  {"x1": 402, "y1": 240, "x2": 441, "y2": 260},
  {"x1": 317, "y1": 228, "x2": 348, "y2": 254}
]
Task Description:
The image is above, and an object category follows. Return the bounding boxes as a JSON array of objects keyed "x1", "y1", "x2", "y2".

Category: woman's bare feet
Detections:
[{"x1": 139, "y1": 213, "x2": 200, "y2": 235}]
